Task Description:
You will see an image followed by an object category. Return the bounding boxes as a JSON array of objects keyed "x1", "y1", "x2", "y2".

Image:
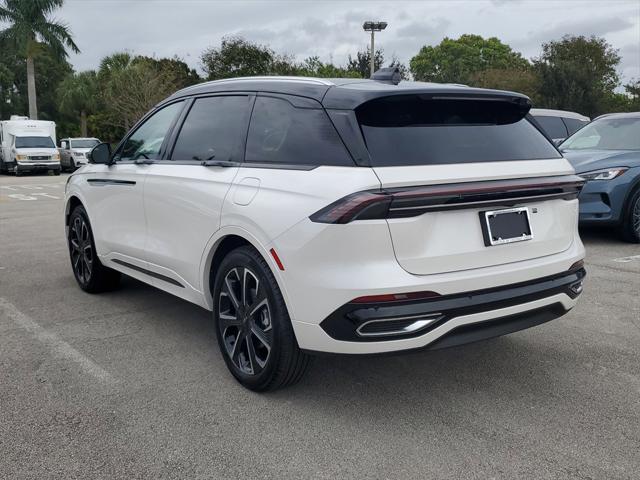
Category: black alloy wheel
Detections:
[{"x1": 213, "y1": 246, "x2": 309, "y2": 391}]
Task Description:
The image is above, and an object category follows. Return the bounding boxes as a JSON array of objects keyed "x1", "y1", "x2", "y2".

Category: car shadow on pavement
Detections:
[{"x1": 112, "y1": 277, "x2": 569, "y2": 414}]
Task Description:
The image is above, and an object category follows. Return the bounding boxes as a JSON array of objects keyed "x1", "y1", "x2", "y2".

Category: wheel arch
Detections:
[
  {"x1": 621, "y1": 171, "x2": 640, "y2": 217},
  {"x1": 65, "y1": 194, "x2": 84, "y2": 226},
  {"x1": 200, "y1": 227, "x2": 289, "y2": 312}
]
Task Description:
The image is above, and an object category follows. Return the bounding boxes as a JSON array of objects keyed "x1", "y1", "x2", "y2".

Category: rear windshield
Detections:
[
  {"x1": 356, "y1": 96, "x2": 561, "y2": 166},
  {"x1": 15, "y1": 136, "x2": 55, "y2": 148},
  {"x1": 70, "y1": 139, "x2": 99, "y2": 149}
]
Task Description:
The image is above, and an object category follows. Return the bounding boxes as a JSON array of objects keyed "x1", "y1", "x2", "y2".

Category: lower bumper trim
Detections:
[
  {"x1": 426, "y1": 303, "x2": 565, "y2": 350},
  {"x1": 320, "y1": 267, "x2": 585, "y2": 343}
]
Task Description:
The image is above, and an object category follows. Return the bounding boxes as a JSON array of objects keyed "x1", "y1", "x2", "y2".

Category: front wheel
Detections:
[
  {"x1": 213, "y1": 246, "x2": 309, "y2": 391},
  {"x1": 619, "y1": 188, "x2": 640, "y2": 243},
  {"x1": 68, "y1": 205, "x2": 121, "y2": 292}
]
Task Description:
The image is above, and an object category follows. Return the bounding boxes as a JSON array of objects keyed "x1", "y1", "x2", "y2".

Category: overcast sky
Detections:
[{"x1": 60, "y1": 0, "x2": 640, "y2": 84}]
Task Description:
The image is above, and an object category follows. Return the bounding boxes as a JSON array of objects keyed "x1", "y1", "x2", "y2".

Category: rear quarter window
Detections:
[
  {"x1": 534, "y1": 115, "x2": 568, "y2": 140},
  {"x1": 245, "y1": 96, "x2": 354, "y2": 167},
  {"x1": 563, "y1": 117, "x2": 589, "y2": 136},
  {"x1": 357, "y1": 96, "x2": 561, "y2": 167}
]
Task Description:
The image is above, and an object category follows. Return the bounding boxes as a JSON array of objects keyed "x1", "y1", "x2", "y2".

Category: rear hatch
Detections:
[{"x1": 355, "y1": 94, "x2": 580, "y2": 275}]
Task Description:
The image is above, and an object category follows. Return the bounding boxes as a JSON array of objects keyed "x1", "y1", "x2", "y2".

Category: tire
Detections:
[
  {"x1": 68, "y1": 205, "x2": 121, "y2": 292},
  {"x1": 54, "y1": 169, "x2": 61, "y2": 176},
  {"x1": 212, "y1": 246, "x2": 310, "y2": 391},
  {"x1": 619, "y1": 187, "x2": 640, "y2": 243}
]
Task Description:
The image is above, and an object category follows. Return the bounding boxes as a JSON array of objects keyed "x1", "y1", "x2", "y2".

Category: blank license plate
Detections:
[{"x1": 480, "y1": 207, "x2": 532, "y2": 246}]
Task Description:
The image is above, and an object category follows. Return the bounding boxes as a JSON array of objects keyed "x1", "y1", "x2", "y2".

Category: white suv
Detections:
[{"x1": 64, "y1": 75, "x2": 586, "y2": 391}]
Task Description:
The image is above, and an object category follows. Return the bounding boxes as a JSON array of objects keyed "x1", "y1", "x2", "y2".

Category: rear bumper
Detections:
[
  {"x1": 320, "y1": 267, "x2": 585, "y2": 343},
  {"x1": 293, "y1": 267, "x2": 584, "y2": 355}
]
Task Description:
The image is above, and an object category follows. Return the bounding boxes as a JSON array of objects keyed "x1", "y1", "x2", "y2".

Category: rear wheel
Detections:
[
  {"x1": 68, "y1": 205, "x2": 121, "y2": 292},
  {"x1": 213, "y1": 246, "x2": 309, "y2": 391},
  {"x1": 619, "y1": 187, "x2": 640, "y2": 243}
]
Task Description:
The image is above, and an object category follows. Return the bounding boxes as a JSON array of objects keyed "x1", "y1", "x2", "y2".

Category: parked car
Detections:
[
  {"x1": 59, "y1": 137, "x2": 100, "y2": 171},
  {"x1": 65, "y1": 75, "x2": 586, "y2": 391},
  {"x1": 559, "y1": 112, "x2": 640, "y2": 242},
  {"x1": 530, "y1": 108, "x2": 590, "y2": 144},
  {"x1": 0, "y1": 116, "x2": 60, "y2": 176}
]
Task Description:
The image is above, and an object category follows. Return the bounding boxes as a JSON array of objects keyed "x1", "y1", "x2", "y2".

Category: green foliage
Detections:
[
  {"x1": 347, "y1": 49, "x2": 385, "y2": 78},
  {"x1": 533, "y1": 35, "x2": 621, "y2": 117},
  {"x1": 470, "y1": 67, "x2": 541, "y2": 103},
  {"x1": 297, "y1": 56, "x2": 359, "y2": 78},
  {"x1": 410, "y1": 34, "x2": 529, "y2": 84},
  {"x1": 0, "y1": 43, "x2": 72, "y2": 119},
  {"x1": 57, "y1": 70, "x2": 98, "y2": 136},
  {"x1": 0, "y1": 0, "x2": 79, "y2": 59},
  {"x1": 90, "y1": 53, "x2": 201, "y2": 141},
  {"x1": 201, "y1": 36, "x2": 292, "y2": 79},
  {"x1": 0, "y1": 0, "x2": 79, "y2": 118},
  {"x1": 201, "y1": 36, "x2": 406, "y2": 81}
]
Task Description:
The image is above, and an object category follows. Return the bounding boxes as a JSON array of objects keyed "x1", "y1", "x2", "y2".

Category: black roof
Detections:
[{"x1": 163, "y1": 76, "x2": 531, "y2": 110}]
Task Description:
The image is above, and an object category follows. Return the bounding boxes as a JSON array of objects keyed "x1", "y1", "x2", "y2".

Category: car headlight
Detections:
[
  {"x1": 73, "y1": 151, "x2": 84, "y2": 157},
  {"x1": 53, "y1": 153, "x2": 60, "y2": 160},
  {"x1": 16, "y1": 154, "x2": 26, "y2": 160},
  {"x1": 580, "y1": 167, "x2": 628, "y2": 181}
]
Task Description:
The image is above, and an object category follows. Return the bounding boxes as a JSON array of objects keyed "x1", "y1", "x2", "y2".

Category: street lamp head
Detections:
[{"x1": 363, "y1": 21, "x2": 388, "y2": 32}]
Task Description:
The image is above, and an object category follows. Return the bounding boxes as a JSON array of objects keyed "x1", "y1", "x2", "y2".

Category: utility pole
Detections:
[{"x1": 362, "y1": 21, "x2": 387, "y2": 78}]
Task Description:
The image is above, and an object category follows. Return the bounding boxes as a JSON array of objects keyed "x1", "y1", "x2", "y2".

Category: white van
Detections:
[{"x1": 0, "y1": 116, "x2": 60, "y2": 175}]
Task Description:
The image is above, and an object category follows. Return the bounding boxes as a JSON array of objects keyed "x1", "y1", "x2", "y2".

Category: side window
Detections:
[
  {"x1": 171, "y1": 96, "x2": 251, "y2": 162},
  {"x1": 119, "y1": 101, "x2": 184, "y2": 161},
  {"x1": 245, "y1": 96, "x2": 353, "y2": 167},
  {"x1": 563, "y1": 117, "x2": 588, "y2": 136},
  {"x1": 535, "y1": 116, "x2": 568, "y2": 140}
]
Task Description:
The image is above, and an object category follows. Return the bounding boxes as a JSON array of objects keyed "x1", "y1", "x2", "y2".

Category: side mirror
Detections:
[
  {"x1": 88, "y1": 142, "x2": 112, "y2": 164},
  {"x1": 61, "y1": 141, "x2": 68, "y2": 149}
]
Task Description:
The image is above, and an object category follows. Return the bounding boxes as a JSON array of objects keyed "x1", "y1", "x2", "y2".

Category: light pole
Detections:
[{"x1": 362, "y1": 21, "x2": 387, "y2": 77}]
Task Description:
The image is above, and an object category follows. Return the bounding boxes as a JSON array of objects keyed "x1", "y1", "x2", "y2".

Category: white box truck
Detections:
[{"x1": 0, "y1": 116, "x2": 60, "y2": 175}]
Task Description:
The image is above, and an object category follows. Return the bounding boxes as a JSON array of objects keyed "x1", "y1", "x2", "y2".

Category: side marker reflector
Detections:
[{"x1": 269, "y1": 248, "x2": 285, "y2": 271}]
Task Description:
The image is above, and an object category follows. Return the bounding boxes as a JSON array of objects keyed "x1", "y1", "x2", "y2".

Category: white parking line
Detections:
[
  {"x1": 0, "y1": 297, "x2": 114, "y2": 383},
  {"x1": 613, "y1": 255, "x2": 640, "y2": 263}
]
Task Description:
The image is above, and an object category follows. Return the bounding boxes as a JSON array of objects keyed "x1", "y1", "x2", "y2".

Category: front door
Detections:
[{"x1": 83, "y1": 101, "x2": 186, "y2": 271}]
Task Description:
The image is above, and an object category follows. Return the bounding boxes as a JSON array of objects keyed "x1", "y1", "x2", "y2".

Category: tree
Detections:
[
  {"x1": 410, "y1": 34, "x2": 529, "y2": 84},
  {"x1": 470, "y1": 67, "x2": 541, "y2": 103},
  {"x1": 298, "y1": 56, "x2": 359, "y2": 78},
  {"x1": 97, "y1": 53, "x2": 197, "y2": 132},
  {"x1": 347, "y1": 49, "x2": 384, "y2": 78},
  {"x1": 201, "y1": 36, "x2": 297, "y2": 80},
  {"x1": 533, "y1": 35, "x2": 620, "y2": 117},
  {"x1": 0, "y1": 0, "x2": 79, "y2": 119},
  {"x1": 625, "y1": 80, "x2": 640, "y2": 111},
  {"x1": 57, "y1": 71, "x2": 98, "y2": 136}
]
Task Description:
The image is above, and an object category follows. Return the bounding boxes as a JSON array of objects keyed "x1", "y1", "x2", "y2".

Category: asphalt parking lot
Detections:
[{"x1": 1, "y1": 173, "x2": 639, "y2": 480}]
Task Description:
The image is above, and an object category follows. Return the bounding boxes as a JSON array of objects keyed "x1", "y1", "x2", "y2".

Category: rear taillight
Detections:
[
  {"x1": 309, "y1": 175, "x2": 584, "y2": 224},
  {"x1": 309, "y1": 191, "x2": 391, "y2": 224}
]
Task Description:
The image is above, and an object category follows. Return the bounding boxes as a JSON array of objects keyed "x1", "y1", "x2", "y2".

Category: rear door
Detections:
[
  {"x1": 356, "y1": 95, "x2": 579, "y2": 275},
  {"x1": 142, "y1": 94, "x2": 251, "y2": 293}
]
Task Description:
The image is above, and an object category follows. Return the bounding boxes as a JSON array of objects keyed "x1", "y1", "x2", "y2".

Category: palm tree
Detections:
[
  {"x1": 0, "y1": 0, "x2": 79, "y2": 120},
  {"x1": 57, "y1": 71, "x2": 98, "y2": 136}
]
